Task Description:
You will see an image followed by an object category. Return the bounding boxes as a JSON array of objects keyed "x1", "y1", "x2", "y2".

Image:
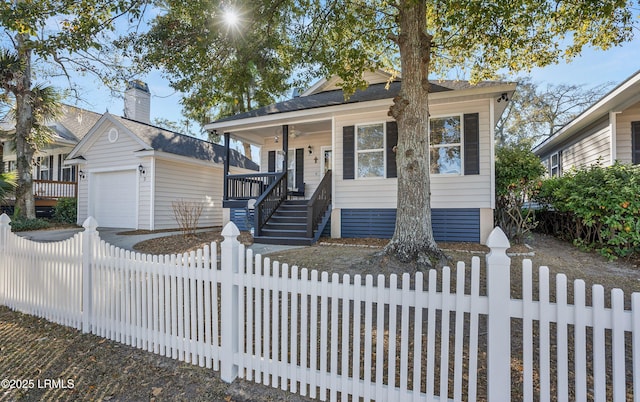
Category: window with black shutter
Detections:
[{"x1": 632, "y1": 121, "x2": 640, "y2": 165}]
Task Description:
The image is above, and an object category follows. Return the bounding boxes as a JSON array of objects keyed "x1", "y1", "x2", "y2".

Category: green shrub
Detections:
[
  {"x1": 534, "y1": 162, "x2": 640, "y2": 259},
  {"x1": 10, "y1": 217, "x2": 51, "y2": 232},
  {"x1": 495, "y1": 144, "x2": 546, "y2": 244},
  {"x1": 53, "y1": 197, "x2": 77, "y2": 224}
]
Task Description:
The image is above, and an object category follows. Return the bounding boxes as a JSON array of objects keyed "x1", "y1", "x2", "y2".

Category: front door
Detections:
[{"x1": 321, "y1": 147, "x2": 332, "y2": 175}]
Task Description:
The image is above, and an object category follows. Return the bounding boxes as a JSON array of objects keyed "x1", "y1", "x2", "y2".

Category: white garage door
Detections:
[{"x1": 92, "y1": 170, "x2": 137, "y2": 228}]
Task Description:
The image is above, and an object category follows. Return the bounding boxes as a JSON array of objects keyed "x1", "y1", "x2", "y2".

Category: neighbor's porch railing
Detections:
[{"x1": 33, "y1": 179, "x2": 77, "y2": 199}]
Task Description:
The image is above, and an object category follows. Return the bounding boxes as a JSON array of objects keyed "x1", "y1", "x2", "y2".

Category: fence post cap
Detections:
[
  {"x1": 221, "y1": 221, "x2": 240, "y2": 238},
  {"x1": 82, "y1": 216, "x2": 99, "y2": 231},
  {"x1": 0, "y1": 213, "x2": 10, "y2": 224},
  {"x1": 486, "y1": 227, "x2": 510, "y2": 251}
]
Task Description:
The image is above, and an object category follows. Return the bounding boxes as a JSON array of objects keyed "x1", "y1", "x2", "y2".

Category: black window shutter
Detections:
[
  {"x1": 295, "y1": 148, "x2": 304, "y2": 191},
  {"x1": 57, "y1": 154, "x2": 62, "y2": 180},
  {"x1": 343, "y1": 125, "x2": 355, "y2": 180},
  {"x1": 386, "y1": 121, "x2": 398, "y2": 178},
  {"x1": 268, "y1": 150, "x2": 276, "y2": 172},
  {"x1": 633, "y1": 121, "x2": 640, "y2": 164},
  {"x1": 463, "y1": 113, "x2": 480, "y2": 175}
]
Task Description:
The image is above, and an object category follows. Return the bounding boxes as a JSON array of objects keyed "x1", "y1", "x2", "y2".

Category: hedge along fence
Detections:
[{"x1": 534, "y1": 162, "x2": 640, "y2": 259}]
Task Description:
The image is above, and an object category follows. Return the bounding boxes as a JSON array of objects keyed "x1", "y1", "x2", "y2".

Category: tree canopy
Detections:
[{"x1": 129, "y1": 0, "x2": 304, "y2": 123}]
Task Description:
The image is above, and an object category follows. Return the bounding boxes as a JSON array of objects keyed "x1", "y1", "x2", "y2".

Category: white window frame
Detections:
[
  {"x1": 60, "y1": 154, "x2": 74, "y2": 182},
  {"x1": 37, "y1": 156, "x2": 51, "y2": 180},
  {"x1": 429, "y1": 114, "x2": 464, "y2": 175},
  {"x1": 550, "y1": 152, "x2": 560, "y2": 177},
  {"x1": 355, "y1": 122, "x2": 386, "y2": 179}
]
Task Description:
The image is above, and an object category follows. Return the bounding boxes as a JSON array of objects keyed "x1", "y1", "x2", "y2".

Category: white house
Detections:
[
  {"x1": 205, "y1": 71, "x2": 516, "y2": 245},
  {"x1": 533, "y1": 69, "x2": 640, "y2": 175}
]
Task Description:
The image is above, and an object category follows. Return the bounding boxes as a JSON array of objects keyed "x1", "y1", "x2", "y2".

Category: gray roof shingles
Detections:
[{"x1": 213, "y1": 79, "x2": 510, "y2": 123}]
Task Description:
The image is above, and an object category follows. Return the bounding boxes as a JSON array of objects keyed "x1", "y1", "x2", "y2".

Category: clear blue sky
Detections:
[{"x1": 54, "y1": 34, "x2": 640, "y2": 133}]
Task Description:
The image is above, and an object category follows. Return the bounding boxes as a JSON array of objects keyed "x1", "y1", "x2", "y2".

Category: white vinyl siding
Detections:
[
  {"x1": 562, "y1": 125, "x2": 611, "y2": 170},
  {"x1": 334, "y1": 99, "x2": 492, "y2": 210},
  {"x1": 76, "y1": 125, "x2": 150, "y2": 228},
  {"x1": 615, "y1": 102, "x2": 640, "y2": 164},
  {"x1": 153, "y1": 159, "x2": 224, "y2": 230}
]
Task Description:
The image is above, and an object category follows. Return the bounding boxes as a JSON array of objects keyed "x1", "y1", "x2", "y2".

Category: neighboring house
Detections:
[
  {"x1": 533, "y1": 69, "x2": 640, "y2": 175},
  {"x1": 1, "y1": 105, "x2": 102, "y2": 214},
  {"x1": 2, "y1": 80, "x2": 258, "y2": 228},
  {"x1": 205, "y1": 71, "x2": 516, "y2": 245}
]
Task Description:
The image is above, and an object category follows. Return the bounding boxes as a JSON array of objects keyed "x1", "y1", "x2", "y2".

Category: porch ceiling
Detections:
[{"x1": 222, "y1": 119, "x2": 332, "y2": 146}]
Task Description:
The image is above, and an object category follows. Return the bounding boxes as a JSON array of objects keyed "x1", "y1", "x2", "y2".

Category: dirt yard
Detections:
[{"x1": 1, "y1": 232, "x2": 639, "y2": 401}]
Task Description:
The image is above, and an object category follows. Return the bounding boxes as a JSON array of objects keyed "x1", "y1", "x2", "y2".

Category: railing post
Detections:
[
  {"x1": 486, "y1": 227, "x2": 512, "y2": 401},
  {"x1": 221, "y1": 221, "x2": 240, "y2": 382},
  {"x1": 0, "y1": 213, "x2": 10, "y2": 304},
  {"x1": 81, "y1": 216, "x2": 99, "y2": 334}
]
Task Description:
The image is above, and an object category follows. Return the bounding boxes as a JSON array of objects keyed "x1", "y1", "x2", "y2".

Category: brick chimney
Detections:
[{"x1": 124, "y1": 80, "x2": 151, "y2": 124}]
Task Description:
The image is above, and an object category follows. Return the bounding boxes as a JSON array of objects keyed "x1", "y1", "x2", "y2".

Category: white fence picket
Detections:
[{"x1": 1, "y1": 215, "x2": 639, "y2": 402}]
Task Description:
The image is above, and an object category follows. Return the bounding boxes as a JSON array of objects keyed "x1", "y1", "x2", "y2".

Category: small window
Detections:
[
  {"x1": 37, "y1": 156, "x2": 50, "y2": 180},
  {"x1": 60, "y1": 154, "x2": 74, "y2": 181},
  {"x1": 430, "y1": 116, "x2": 462, "y2": 174},
  {"x1": 550, "y1": 152, "x2": 560, "y2": 177},
  {"x1": 356, "y1": 123, "x2": 385, "y2": 178},
  {"x1": 6, "y1": 161, "x2": 16, "y2": 172}
]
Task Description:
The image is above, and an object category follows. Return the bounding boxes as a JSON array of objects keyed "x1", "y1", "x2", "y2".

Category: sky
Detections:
[{"x1": 51, "y1": 32, "x2": 640, "y2": 136}]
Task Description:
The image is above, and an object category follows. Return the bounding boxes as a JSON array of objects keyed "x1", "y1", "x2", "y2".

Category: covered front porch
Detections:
[{"x1": 220, "y1": 121, "x2": 333, "y2": 245}]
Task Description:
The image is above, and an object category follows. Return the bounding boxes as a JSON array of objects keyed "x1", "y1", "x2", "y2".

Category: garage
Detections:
[{"x1": 91, "y1": 170, "x2": 137, "y2": 228}]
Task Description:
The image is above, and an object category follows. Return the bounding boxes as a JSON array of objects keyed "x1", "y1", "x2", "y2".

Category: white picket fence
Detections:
[{"x1": 1, "y1": 212, "x2": 639, "y2": 401}]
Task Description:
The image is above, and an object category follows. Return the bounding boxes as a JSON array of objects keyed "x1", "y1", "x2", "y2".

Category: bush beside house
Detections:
[
  {"x1": 535, "y1": 162, "x2": 640, "y2": 259},
  {"x1": 494, "y1": 144, "x2": 546, "y2": 244}
]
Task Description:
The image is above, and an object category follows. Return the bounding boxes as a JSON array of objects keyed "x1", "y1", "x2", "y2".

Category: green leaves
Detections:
[{"x1": 536, "y1": 162, "x2": 640, "y2": 259}]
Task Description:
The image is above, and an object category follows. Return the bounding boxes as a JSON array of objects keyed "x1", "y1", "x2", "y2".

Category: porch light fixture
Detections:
[
  {"x1": 308, "y1": 145, "x2": 313, "y2": 155},
  {"x1": 138, "y1": 164, "x2": 146, "y2": 175},
  {"x1": 274, "y1": 135, "x2": 279, "y2": 143},
  {"x1": 78, "y1": 170, "x2": 86, "y2": 180},
  {"x1": 497, "y1": 93, "x2": 509, "y2": 103}
]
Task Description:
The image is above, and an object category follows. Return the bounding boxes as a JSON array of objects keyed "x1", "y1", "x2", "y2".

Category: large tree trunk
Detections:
[
  {"x1": 384, "y1": 1, "x2": 444, "y2": 266},
  {"x1": 14, "y1": 33, "x2": 36, "y2": 220}
]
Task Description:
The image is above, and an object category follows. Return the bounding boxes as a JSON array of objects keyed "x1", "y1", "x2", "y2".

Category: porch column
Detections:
[
  {"x1": 223, "y1": 132, "x2": 230, "y2": 201},
  {"x1": 282, "y1": 124, "x2": 289, "y2": 171}
]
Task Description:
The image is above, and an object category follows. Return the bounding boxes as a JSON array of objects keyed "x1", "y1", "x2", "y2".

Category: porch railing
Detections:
[
  {"x1": 225, "y1": 173, "x2": 280, "y2": 201},
  {"x1": 33, "y1": 180, "x2": 77, "y2": 199},
  {"x1": 254, "y1": 171, "x2": 287, "y2": 237},
  {"x1": 306, "y1": 170, "x2": 332, "y2": 238}
]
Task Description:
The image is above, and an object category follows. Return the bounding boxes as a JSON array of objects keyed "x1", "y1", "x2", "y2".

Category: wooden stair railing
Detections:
[
  {"x1": 253, "y1": 171, "x2": 287, "y2": 237},
  {"x1": 306, "y1": 170, "x2": 332, "y2": 238}
]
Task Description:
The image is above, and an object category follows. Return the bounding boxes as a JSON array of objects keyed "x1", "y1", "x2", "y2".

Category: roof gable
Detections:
[{"x1": 68, "y1": 113, "x2": 258, "y2": 170}]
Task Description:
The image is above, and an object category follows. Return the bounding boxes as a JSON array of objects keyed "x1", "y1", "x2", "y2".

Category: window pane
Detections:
[
  {"x1": 430, "y1": 116, "x2": 461, "y2": 145},
  {"x1": 430, "y1": 146, "x2": 461, "y2": 174},
  {"x1": 357, "y1": 124, "x2": 384, "y2": 150},
  {"x1": 357, "y1": 151, "x2": 384, "y2": 178}
]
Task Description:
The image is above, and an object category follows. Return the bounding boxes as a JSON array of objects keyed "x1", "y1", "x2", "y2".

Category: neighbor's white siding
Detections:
[
  {"x1": 333, "y1": 98, "x2": 493, "y2": 210},
  {"x1": 153, "y1": 159, "x2": 224, "y2": 230},
  {"x1": 615, "y1": 101, "x2": 640, "y2": 164},
  {"x1": 562, "y1": 123, "x2": 611, "y2": 170}
]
